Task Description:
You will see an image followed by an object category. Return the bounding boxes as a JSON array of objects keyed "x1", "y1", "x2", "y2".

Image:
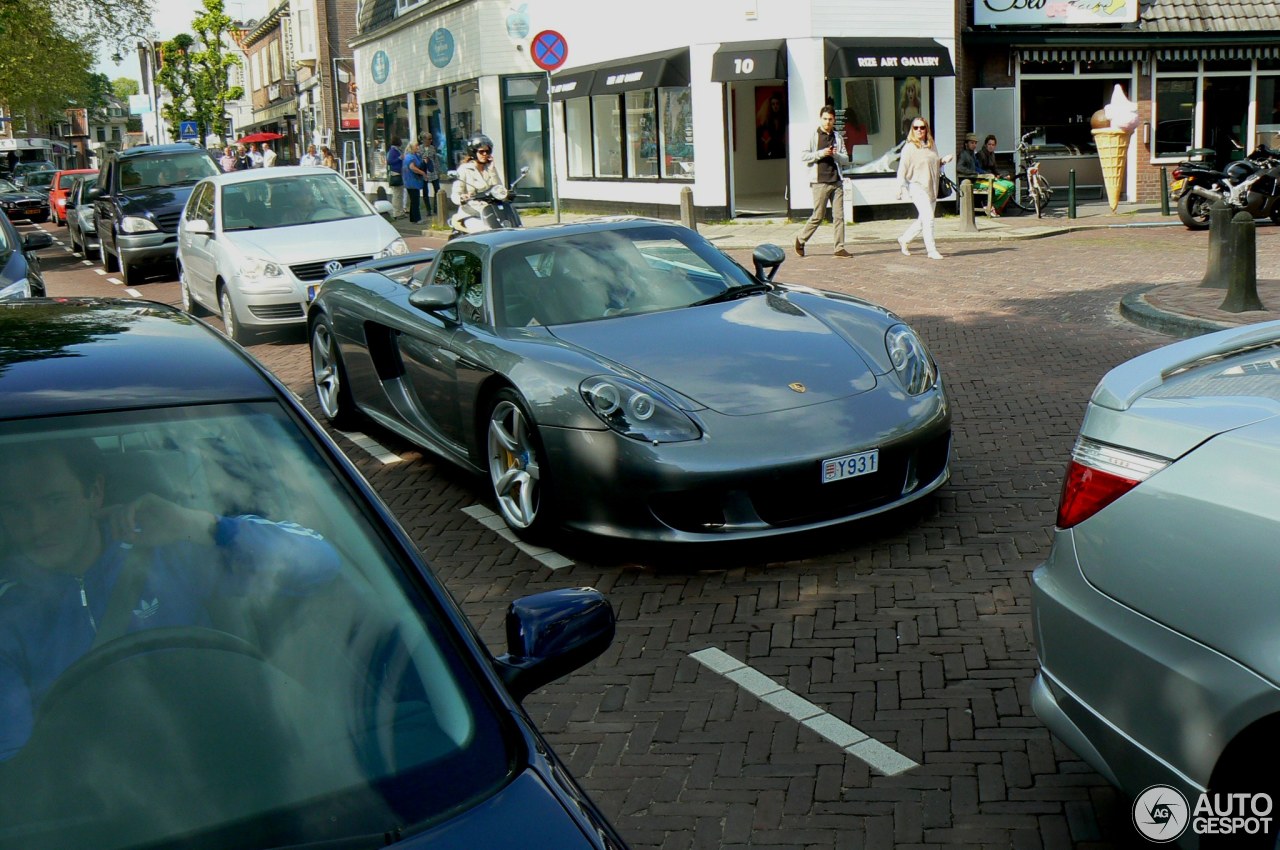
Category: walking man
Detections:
[{"x1": 795, "y1": 105, "x2": 852, "y2": 258}]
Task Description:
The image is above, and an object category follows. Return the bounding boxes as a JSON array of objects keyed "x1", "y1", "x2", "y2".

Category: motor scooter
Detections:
[
  {"x1": 1173, "y1": 144, "x2": 1280, "y2": 229},
  {"x1": 448, "y1": 166, "x2": 530, "y2": 239}
]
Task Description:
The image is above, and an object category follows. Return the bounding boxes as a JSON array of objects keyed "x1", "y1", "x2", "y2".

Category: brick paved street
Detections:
[{"x1": 27, "y1": 219, "x2": 1280, "y2": 848}]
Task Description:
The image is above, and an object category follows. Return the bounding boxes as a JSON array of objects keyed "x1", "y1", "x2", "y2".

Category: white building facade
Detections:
[{"x1": 351, "y1": 0, "x2": 957, "y2": 218}]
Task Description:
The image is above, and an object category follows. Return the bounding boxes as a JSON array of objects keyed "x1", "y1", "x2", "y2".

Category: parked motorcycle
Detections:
[
  {"x1": 448, "y1": 166, "x2": 530, "y2": 239},
  {"x1": 1172, "y1": 144, "x2": 1280, "y2": 229}
]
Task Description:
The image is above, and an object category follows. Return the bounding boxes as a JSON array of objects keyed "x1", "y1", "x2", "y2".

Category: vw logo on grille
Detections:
[{"x1": 324, "y1": 260, "x2": 344, "y2": 276}]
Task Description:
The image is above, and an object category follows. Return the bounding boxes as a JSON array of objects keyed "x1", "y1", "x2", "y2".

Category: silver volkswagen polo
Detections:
[{"x1": 177, "y1": 166, "x2": 406, "y2": 343}]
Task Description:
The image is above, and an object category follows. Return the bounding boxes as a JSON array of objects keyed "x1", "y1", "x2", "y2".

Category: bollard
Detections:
[
  {"x1": 1068, "y1": 169, "x2": 1077, "y2": 219},
  {"x1": 1200, "y1": 198, "x2": 1234, "y2": 289},
  {"x1": 959, "y1": 180, "x2": 977, "y2": 232},
  {"x1": 1160, "y1": 167, "x2": 1171, "y2": 216},
  {"x1": 680, "y1": 186, "x2": 697, "y2": 231},
  {"x1": 436, "y1": 190, "x2": 452, "y2": 230},
  {"x1": 1220, "y1": 211, "x2": 1265, "y2": 313}
]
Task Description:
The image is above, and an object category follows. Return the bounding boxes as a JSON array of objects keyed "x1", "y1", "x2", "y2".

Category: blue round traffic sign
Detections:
[{"x1": 531, "y1": 29, "x2": 568, "y2": 72}]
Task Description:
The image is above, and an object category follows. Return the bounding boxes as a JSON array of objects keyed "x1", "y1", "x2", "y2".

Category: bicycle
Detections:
[{"x1": 1009, "y1": 130, "x2": 1053, "y2": 217}]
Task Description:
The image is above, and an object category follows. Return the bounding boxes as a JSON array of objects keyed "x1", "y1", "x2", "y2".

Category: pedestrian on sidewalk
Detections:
[
  {"x1": 794, "y1": 105, "x2": 852, "y2": 259},
  {"x1": 385, "y1": 137, "x2": 406, "y2": 219},
  {"x1": 402, "y1": 141, "x2": 427, "y2": 224},
  {"x1": 896, "y1": 118, "x2": 953, "y2": 260}
]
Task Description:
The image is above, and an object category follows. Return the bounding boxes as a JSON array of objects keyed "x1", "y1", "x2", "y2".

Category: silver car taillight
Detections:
[{"x1": 1056, "y1": 437, "x2": 1169, "y2": 529}]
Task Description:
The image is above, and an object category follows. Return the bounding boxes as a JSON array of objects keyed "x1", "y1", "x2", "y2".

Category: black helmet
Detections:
[{"x1": 466, "y1": 133, "x2": 494, "y2": 158}]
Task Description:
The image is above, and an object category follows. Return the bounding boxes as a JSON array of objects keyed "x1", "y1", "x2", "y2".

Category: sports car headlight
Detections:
[
  {"x1": 885, "y1": 323, "x2": 937, "y2": 395},
  {"x1": 581, "y1": 376, "x2": 701, "y2": 443},
  {"x1": 375, "y1": 237, "x2": 409, "y2": 258},
  {"x1": 0, "y1": 279, "x2": 31, "y2": 300},
  {"x1": 239, "y1": 256, "x2": 285, "y2": 280},
  {"x1": 120, "y1": 215, "x2": 158, "y2": 233}
]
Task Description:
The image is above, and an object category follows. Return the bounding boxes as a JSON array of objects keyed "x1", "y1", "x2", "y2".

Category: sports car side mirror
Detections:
[
  {"x1": 408, "y1": 284, "x2": 457, "y2": 313},
  {"x1": 753, "y1": 243, "x2": 785, "y2": 282},
  {"x1": 493, "y1": 588, "x2": 615, "y2": 702}
]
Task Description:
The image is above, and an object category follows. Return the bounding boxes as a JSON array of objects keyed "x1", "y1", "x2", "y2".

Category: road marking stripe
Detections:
[
  {"x1": 334, "y1": 429, "x2": 402, "y2": 465},
  {"x1": 460, "y1": 504, "x2": 573, "y2": 571},
  {"x1": 690, "y1": 647, "x2": 919, "y2": 777},
  {"x1": 94, "y1": 269, "x2": 106, "y2": 275},
  {"x1": 125, "y1": 288, "x2": 142, "y2": 298},
  {"x1": 81, "y1": 260, "x2": 93, "y2": 266}
]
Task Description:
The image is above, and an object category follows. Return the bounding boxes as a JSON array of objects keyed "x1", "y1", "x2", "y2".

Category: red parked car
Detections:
[{"x1": 48, "y1": 168, "x2": 96, "y2": 226}]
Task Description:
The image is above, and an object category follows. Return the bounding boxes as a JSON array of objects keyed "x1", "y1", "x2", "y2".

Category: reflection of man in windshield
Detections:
[{"x1": 0, "y1": 439, "x2": 340, "y2": 761}]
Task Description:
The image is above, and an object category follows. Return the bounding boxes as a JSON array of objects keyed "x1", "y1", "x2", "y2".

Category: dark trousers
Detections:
[{"x1": 407, "y1": 187, "x2": 421, "y2": 223}]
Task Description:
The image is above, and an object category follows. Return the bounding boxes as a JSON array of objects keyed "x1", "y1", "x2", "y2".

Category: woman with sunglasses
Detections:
[
  {"x1": 896, "y1": 119, "x2": 954, "y2": 260},
  {"x1": 451, "y1": 133, "x2": 504, "y2": 229}
]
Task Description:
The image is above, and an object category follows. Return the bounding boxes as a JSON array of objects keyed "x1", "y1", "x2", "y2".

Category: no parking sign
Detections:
[{"x1": 531, "y1": 30, "x2": 568, "y2": 72}]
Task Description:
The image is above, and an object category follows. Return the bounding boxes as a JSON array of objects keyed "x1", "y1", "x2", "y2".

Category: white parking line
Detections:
[
  {"x1": 81, "y1": 260, "x2": 93, "y2": 266},
  {"x1": 334, "y1": 430, "x2": 402, "y2": 465},
  {"x1": 94, "y1": 269, "x2": 106, "y2": 275},
  {"x1": 125, "y1": 288, "x2": 142, "y2": 298},
  {"x1": 690, "y1": 647, "x2": 919, "y2": 777},
  {"x1": 460, "y1": 504, "x2": 574, "y2": 571},
  {"x1": 106, "y1": 277, "x2": 122, "y2": 285}
]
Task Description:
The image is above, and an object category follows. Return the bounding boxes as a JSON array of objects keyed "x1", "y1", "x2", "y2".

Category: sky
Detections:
[{"x1": 94, "y1": 0, "x2": 269, "y2": 85}]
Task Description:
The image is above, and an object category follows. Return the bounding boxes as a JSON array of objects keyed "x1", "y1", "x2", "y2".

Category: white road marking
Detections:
[
  {"x1": 94, "y1": 269, "x2": 107, "y2": 275},
  {"x1": 334, "y1": 430, "x2": 402, "y2": 465},
  {"x1": 125, "y1": 288, "x2": 142, "y2": 298},
  {"x1": 106, "y1": 277, "x2": 122, "y2": 285},
  {"x1": 460, "y1": 504, "x2": 574, "y2": 571},
  {"x1": 690, "y1": 647, "x2": 919, "y2": 777},
  {"x1": 81, "y1": 260, "x2": 93, "y2": 266}
]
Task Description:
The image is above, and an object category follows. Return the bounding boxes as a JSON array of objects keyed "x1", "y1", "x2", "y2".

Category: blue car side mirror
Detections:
[
  {"x1": 494, "y1": 588, "x2": 615, "y2": 701},
  {"x1": 753, "y1": 243, "x2": 785, "y2": 282}
]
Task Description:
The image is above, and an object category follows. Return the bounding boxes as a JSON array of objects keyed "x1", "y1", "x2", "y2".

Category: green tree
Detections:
[
  {"x1": 153, "y1": 0, "x2": 242, "y2": 144},
  {"x1": 0, "y1": 0, "x2": 96, "y2": 127},
  {"x1": 47, "y1": 0, "x2": 153, "y2": 62},
  {"x1": 112, "y1": 78, "x2": 140, "y2": 99}
]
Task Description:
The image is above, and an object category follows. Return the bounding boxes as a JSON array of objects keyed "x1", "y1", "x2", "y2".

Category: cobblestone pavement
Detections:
[{"x1": 28, "y1": 218, "x2": 1280, "y2": 849}]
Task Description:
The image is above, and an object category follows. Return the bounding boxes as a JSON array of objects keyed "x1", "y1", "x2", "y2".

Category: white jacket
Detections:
[{"x1": 801, "y1": 128, "x2": 849, "y2": 184}]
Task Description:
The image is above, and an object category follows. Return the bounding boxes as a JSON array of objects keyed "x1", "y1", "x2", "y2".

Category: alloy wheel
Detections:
[{"x1": 487, "y1": 397, "x2": 542, "y2": 530}]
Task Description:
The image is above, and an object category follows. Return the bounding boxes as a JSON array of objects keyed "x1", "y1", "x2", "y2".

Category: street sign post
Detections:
[{"x1": 530, "y1": 30, "x2": 568, "y2": 223}]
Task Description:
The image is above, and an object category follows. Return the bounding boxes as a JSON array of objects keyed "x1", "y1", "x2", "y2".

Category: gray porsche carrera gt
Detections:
[{"x1": 307, "y1": 219, "x2": 950, "y2": 543}]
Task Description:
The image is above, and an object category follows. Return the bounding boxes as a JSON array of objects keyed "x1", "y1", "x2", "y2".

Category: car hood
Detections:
[
  {"x1": 0, "y1": 190, "x2": 46, "y2": 204},
  {"x1": 223, "y1": 217, "x2": 396, "y2": 263},
  {"x1": 546, "y1": 292, "x2": 879, "y2": 415},
  {"x1": 394, "y1": 770, "x2": 603, "y2": 848},
  {"x1": 118, "y1": 186, "x2": 196, "y2": 217}
]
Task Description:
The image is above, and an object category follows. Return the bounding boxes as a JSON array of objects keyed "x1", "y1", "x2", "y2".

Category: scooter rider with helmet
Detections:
[{"x1": 450, "y1": 133, "x2": 503, "y2": 233}]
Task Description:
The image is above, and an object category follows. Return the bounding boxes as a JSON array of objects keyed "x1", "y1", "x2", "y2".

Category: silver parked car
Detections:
[
  {"x1": 177, "y1": 166, "x2": 404, "y2": 342},
  {"x1": 1033, "y1": 321, "x2": 1280, "y2": 847},
  {"x1": 65, "y1": 174, "x2": 99, "y2": 258}
]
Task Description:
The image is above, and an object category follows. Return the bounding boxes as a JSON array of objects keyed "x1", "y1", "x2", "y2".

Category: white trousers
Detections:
[
  {"x1": 391, "y1": 184, "x2": 407, "y2": 216},
  {"x1": 899, "y1": 183, "x2": 938, "y2": 255}
]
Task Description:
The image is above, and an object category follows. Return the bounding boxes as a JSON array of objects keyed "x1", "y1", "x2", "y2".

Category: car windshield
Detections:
[
  {"x1": 491, "y1": 224, "x2": 760, "y2": 327},
  {"x1": 0, "y1": 402, "x2": 514, "y2": 849},
  {"x1": 23, "y1": 171, "x2": 54, "y2": 191},
  {"x1": 220, "y1": 173, "x2": 373, "y2": 231},
  {"x1": 118, "y1": 152, "x2": 219, "y2": 192},
  {"x1": 59, "y1": 173, "x2": 89, "y2": 189},
  {"x1": 0, "y1": 180, "x2": 16, "y2": 193}
]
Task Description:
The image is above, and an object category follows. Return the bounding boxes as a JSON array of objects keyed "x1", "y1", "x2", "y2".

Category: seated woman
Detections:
[{"x1": 975, "y1": 134, "x2": 1015, "y2": 216}]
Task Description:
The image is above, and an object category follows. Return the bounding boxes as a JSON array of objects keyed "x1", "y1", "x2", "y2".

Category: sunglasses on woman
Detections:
[{"x1": 912, "y1": 125, "x2": 928, "y2": 131}]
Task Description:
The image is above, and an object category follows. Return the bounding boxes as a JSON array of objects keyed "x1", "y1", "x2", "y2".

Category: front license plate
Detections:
[
  {"x1": 25, "y1": 209, "x2": 40, "y2": 216},
  {"x1": 821, "y1": 449, "x2": 879, "y2": 483},
  {"x1": 307, "y1": 284, "x2": 319, "y2": 302}
]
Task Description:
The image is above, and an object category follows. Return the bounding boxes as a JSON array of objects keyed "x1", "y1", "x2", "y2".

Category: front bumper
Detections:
[
  {"x1": 1032, "y1": 530, "x2": 1280, "y2": 817},
  {"x1": 539, "y1": 381, "x2": 951, "y2": 542},
  {"x1": 228, "y1": 276, "x2": 311, "y2": 329},
  {"x1": 2, "y1": 202, "x2": 48, "y2": 220},
  {"x1": 118, "y1": 231, "x2": 179, "y2": 266}
]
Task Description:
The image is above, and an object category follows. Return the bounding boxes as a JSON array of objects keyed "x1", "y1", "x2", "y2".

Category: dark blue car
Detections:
[
  {"x1": 0, "y1": 213, "x2": 52, "y2": 299},
  {"x1": 0, "y1": 299, "x2": 627, "y2": 850}
]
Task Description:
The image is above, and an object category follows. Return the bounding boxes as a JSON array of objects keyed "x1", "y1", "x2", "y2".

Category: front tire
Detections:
[
  {"x1": 219, "y1": 286, "x2": 252, "y2": 344},
  {"x1": 310, "y1": 315, "x2": 358, "y2": 428},
  {"x1": 487, "y1": 389, "x2": 554, "y2": 541},
  {"x1": 179, "y1": 265, "x2": 207, "y2": 316},
  {"x1": 1178, "y1": 190, "x2": 1213, "y2": 230}
]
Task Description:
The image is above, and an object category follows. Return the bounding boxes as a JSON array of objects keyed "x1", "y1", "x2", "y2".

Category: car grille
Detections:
[
  {"x1": 154, "y1": 211, "x2": 182, "y2": 232},
  {"x1": 247, "y1": 303, "x2": 305, "y2": 320},
  {"x1": 650, "y1": 430, "x2": 951, "y2": 533},
  {"x1": 289, "y1": 256, "x2": 374, "y2": 282}
]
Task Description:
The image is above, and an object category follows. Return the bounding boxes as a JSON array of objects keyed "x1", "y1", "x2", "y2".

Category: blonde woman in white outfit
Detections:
[{"x1": 896, "y1": 118, "x2": 954, "y2": 260}]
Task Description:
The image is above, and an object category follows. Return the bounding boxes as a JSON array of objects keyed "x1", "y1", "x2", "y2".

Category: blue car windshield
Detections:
[
  {"x1": 492, "y1": 224, "x2": 760, "y2": 327},
  {"x1": 118, "y1": 152, "x2": 219, "y2": 191},
  {"x1": 0, "y1": 402, "x2": 515, "y2": 849}
]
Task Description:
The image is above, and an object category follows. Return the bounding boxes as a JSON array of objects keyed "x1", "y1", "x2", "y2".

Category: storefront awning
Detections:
[
  {"x1": 589, "y1": 48, "x2": 690, "y2": 95},
  {"x1": 711, "y1": 40, "x2": 787, "y2": 81},
  {"x1": 825, "y1": 38, "x2": 954, "y2": 78},
  {"x1": 535, "y1": 68, "x2": 596, "y2": 102}
]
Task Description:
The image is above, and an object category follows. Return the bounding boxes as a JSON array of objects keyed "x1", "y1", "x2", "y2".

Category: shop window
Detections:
[
  {"x1": 1158, "y1": 58, "x2": 1198, "y2": 72},
  {"x1": 625, "y1": 91, "x2": 657, "y2": 179},
  {"x1": 659, "y1": 88, "x2": 693, "y2": 178},
  {"x1": 447, "y1": 80, "x2": 479, "y2": 169},
  {"x1": 1080, "y1": 60, "x2": 1131, "y2": 75},
  {"x1": 591, "y1": 95, "x2": 622, "y2": 178},
  {"x1": 362, "y1": 97, "x2": 409, "y2": 181},
  {"x1": 1259, "y1": 59, "x2": 1280, "y2": 72},
  {"x1": 415, "y1": 87, "x2": 446, "y2": 168},
  {"x1": 1154, "y1": 77, "x2": 1196, "y2": 158},
  {"x1": 564, "y1": 98, "x2": 592, "y2": 178},
  {"x1": 505, "y1": 78, "x2": 539, "y2": 99},
  {"x1": 1021, "y1": 60, "x2": 1074, "y2": 75},
  {"x1": 1021, "y1": 78, "x2": 1129, "y2": 153},
  {"x1": 1203, "y1": 58, "x2": 1252, "y2": 72},
  {"x1": 828, "y1": 76, "x2": 930, "y2": 176},
  {"x1": 1258, "y1": 77, "x2": 1280, "y2": 148}
]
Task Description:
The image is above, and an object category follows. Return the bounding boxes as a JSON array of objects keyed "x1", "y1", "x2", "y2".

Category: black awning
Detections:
[
  {"x1": 711, "y1": 40, "x2": 787, "y2": 81},
  {"x1": 535, "y1": 68, "x2": 596, "y2": 102},
  {"x1": 588, "y1": 48, "x2": 690, "y2": 95},
  {"x1": 825, "y1": 38, "x2": 954, "y2": 78}
]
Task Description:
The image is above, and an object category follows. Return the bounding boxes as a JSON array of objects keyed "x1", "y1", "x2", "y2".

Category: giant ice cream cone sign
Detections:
[{"x1": 1093, "y1": 85, "x2": 1139, "y2": 212}]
